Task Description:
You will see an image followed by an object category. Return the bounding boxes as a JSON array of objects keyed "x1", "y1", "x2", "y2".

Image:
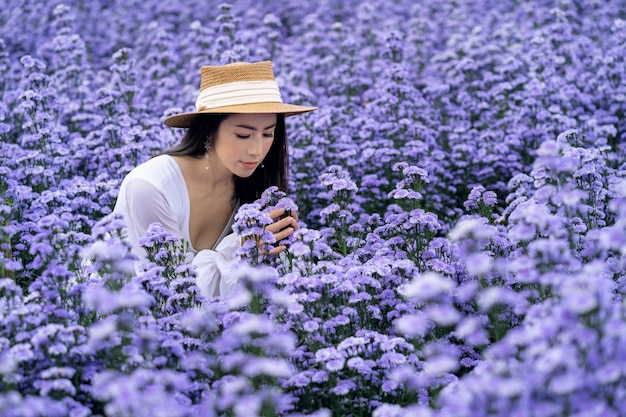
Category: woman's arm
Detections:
[{"x1": 122, "y1": 178, "x2": 184, "y2": 253}]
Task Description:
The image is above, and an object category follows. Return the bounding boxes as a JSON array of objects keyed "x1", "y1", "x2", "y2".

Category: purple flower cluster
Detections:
[
  {"x1": 1, "y1": 0, "x2": 626, "y2": 416},
  {"x1": 233, "y1": 201, "x2": 278, "y2": 266}
]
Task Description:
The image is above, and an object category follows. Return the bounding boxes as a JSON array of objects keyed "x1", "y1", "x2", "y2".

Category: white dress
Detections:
[{"x1": 113, "y1": 154, "x2": 241, "y2": 299}]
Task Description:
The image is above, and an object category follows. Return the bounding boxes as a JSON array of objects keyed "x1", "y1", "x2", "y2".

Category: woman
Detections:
[{"x1": 113, "y1": 61, "x2": 317, "y2": 298}]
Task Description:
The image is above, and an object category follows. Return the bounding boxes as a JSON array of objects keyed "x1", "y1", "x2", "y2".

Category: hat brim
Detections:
[{"x1": 163, "y1": 102, "x2": 318, "y2": 128}]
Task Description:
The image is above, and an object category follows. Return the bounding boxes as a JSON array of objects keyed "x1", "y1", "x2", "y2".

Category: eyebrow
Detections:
[{"x1": 234, "y1": 123, "x2": 276, "y2": 131}]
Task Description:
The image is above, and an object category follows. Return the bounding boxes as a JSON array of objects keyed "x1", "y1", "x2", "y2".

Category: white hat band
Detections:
[{"x1": 195, "y1": 80, "x2": 283, "y2": 111}]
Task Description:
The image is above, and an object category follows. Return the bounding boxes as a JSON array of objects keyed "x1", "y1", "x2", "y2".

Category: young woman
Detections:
[{"x1": 113, "y1": 61, "x2": 317, "y2": 299}]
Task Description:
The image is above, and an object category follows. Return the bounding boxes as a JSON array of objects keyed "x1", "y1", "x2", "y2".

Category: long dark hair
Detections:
[{"x1": 160, "y1": 113, "x2": 289, "y2": 205}]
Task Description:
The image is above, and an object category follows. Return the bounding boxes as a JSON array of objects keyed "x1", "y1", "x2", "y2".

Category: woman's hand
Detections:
[{"x1": 263, "y1": 207, "x2": 299, "y2": 255}]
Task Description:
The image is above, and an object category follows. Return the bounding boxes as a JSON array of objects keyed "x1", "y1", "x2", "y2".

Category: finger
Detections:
[
  {"x1": 256, "y1": 239, "x2": 285, "y2": 256},
  {"x1": 267, "y1": 245, "x2": 286, "y2": 256},
  {"x1": 288, "y1": 211, "x2": 300, "y2": 231},
  {"x1": 265, "y1": 216, "x2": 294, "y2": 233},
  {"x1": 267, "y1": 207, "x2": 286, "y2": 220},
  {"x1": 274, "y1": 226, "x2": 294, "y2": 242}
]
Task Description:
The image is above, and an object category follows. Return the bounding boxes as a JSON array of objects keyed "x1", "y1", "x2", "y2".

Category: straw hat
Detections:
[{"x1": 164, "y1": 61, "x2": 318, "y2": 128}]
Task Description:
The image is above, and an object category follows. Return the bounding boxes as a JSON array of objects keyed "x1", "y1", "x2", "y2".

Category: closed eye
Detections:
[{"x1": 234, "y1": 129, "x2": 275, "y2": 139}]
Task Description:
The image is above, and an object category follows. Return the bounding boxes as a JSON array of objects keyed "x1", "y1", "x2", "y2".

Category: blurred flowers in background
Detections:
[{"x1": 1, "y1": 0, "x2": 625, "y2": 416}]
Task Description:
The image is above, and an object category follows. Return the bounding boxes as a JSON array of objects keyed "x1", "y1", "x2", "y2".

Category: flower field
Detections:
[{"x1": 1, "y1": 0, "x2": 626, "y2": 415}]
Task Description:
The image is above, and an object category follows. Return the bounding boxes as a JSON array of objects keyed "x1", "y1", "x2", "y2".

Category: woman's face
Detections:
[{"x1": 213, "y1": 113, "x2": 277, "y2": 178}]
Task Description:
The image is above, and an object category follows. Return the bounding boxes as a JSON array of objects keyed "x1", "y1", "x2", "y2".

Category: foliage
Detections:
[{"x1": 1, "y1": 0, "x2": 625, "y2": 416}]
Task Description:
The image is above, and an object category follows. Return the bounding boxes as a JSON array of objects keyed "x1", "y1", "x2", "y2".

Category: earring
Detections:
[
  {"x1": 204, "y1": 141, "x2": 211, "y2": 170},
  {"x1": 261, "y1": 163, "x2": 265, "y2": 169}
]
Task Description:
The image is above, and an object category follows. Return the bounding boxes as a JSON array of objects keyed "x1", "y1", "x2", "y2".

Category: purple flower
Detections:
[
  {"x1": 325, "y1": 358, "x2": 345, "y2": 372},
  {"x1": 288, "y1": 371, "x2": 311, "y2": 388},
  {"x1": 243, "y1": 357, "x2": 292, "y2": 378},
  {"x1": 311, "y1": 370, "x2": 329, "y2": 383},
  {"x1": 320, "y1": 165, "x2": 358, "y2": 198},
  {"x1": 329, "y1": 379, "x2": 356, "y2": 396},
  {"x1": 289, "y1": 240, "x2": 311, "y2": 257},
  {"x1": 303, "y1": 320, "x2": 320, "y2": 333},
  {"x1": 394, "y1": 313, "x2": 431, "y2": 338},
  {"x1": 464, "y1": 252, "x2": 493, "y2": 276},
  {"x1": 399, "y1": 272, "x2": 455, "y2": 302}
]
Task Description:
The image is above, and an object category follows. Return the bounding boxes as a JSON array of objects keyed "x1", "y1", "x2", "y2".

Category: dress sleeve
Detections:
[
  {"x1": 191, "y1": 233, "x2": 241, "y2": 299},
  {"x1": 123, "y1": 178, "x2": 183, "y2": 247}
]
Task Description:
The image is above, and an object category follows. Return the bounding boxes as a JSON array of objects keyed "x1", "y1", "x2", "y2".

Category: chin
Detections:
[{"x1": 234, "y1": 171, "x2": 255, "y2": 179}]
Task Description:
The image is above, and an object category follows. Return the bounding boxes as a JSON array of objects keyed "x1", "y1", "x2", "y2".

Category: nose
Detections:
[{"x1": 247, "y1": 134, "x2": 263, "y2": 157}]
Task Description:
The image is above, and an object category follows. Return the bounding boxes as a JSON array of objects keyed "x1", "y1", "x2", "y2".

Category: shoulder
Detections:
[
  {"x1": 115, "y1": 155, "x2": 187, "y2": 219},
  {"x1": 119, "y1": 155, "x2": 186, "y2": 202},
  {"x1": 129, "y1": 154, "x2": 175, "y2": 176},
  {"x1": 123, "y1": 155, "x2": 180, "y2": 184}
]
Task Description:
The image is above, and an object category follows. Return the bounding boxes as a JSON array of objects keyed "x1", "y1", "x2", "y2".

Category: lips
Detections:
[{"x1": 241, "y1": 161, "x2": 259, "y2": 169}]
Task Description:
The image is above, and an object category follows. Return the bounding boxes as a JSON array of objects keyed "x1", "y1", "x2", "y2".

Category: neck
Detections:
[{"x1": 185, "y1": 154, "x2": 234, "y2": 193}]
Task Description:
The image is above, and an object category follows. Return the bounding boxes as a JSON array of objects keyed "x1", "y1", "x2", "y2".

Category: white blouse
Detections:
[{"x1": 113, "y1": 154, "x2": 241, "y2": 299}]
